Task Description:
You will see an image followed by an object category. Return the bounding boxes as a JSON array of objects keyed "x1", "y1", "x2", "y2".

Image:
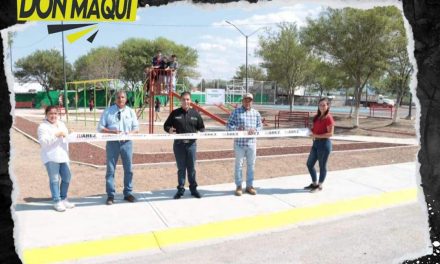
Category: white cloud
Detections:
[
  {"x1": 197, "y1": 42, "x2": 227, "y2": 52},
  {"x1": 194, "y1": 4, "x2": 324, "y2": 82},
  {"x1": 195, "y1": 32, "x2": 264, "y2": 81},
  {"x1": 200, "y1": 35, "x2": 215, "y2": 40},
  {"x1": 195, "y1": 40, "x2": 262, "y2": 82},
  {"x1": 214, "y1": 3, "x2": 323, "y2": 31}
]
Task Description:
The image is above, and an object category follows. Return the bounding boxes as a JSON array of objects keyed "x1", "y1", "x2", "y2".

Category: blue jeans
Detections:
[
  {"x1": 45, "y1": 162, "x2": 72, "y2": 202},
  {"x1": 306, "y1": 139, "x2": 332, "y2": 183},
  {"x1": 105, "y1": 141, "x2": 133, "y2": 198},
  {"x1": 173, "y1": 141, "x2": 197, "y2": 192},
  {"x1": 166, "y1": 74, "x2": 177, "y2": 92},
  {"x1": 234, "y1": 143, "x2": 256, "y2": 188}
]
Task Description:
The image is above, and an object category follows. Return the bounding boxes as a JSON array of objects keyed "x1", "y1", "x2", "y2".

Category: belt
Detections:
[
  {"x1": 175, "y1": 139, "x2": 195, "y2": 144},
  {"x1": 314, "y1": 138, "x2": 329, "y2": 141}
]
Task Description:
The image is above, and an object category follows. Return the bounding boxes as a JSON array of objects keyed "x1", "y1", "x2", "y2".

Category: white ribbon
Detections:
[
  {"x1": 67, "y1": 129, "x2": 418, "y2": 145},
  {"x1": 67, "y1": 128, "x2": 311, "y2": 143}
]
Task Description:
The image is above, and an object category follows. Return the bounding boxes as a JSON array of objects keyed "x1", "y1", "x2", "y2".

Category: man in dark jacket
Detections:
[{"x1": 164, "y1": 91, "x2": 205, "y2": 199}]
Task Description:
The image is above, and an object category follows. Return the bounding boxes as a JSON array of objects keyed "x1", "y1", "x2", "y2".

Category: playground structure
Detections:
[
  {"x1": 225, "y1": 82, "x2": 246, "y2": 105},
  {"x1": 215, "y1": 103, "x2": 233, "y2": 115},
  {"x1": 66, "y1": 79, "x2": 127, "y2": 126},
  {"x1": 210, "y1": 79, "x2": 276, "y2": 105},
  {"x1": 146, "y1": 68, "x2": 227, "y2": 133},
  {"x1": 14, "y1": 75, "x2": 276, "y2": 131}
]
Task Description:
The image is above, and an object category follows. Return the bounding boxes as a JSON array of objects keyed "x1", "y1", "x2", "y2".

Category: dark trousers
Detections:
[
  {"x1": 306, "y1": 139, "x2": 332, "y2": 183},
  {"x1": 173, "y1": 141, "x2": 197, "y2": 192}
]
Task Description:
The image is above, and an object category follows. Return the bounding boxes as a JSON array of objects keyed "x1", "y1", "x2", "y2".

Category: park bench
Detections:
[
  {"x1": 274, "y1": 111, "x2": 309, "y2": 128},
  {"x1": 369, "y1": 103, "x2": 393, "y2": 119},
  {"x1": 15, "y1": 101, "x2": 33, "y2": 108}
]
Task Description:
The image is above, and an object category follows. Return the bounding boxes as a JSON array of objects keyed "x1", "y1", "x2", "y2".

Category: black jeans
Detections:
[{"x1": 173, "y1": 141, "x2": 197, "y2": 192}]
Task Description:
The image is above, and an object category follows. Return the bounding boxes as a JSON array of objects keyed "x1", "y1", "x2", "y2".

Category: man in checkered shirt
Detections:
[{"x1": 227, "y1": 93, "x2": 262, "y2": 196}]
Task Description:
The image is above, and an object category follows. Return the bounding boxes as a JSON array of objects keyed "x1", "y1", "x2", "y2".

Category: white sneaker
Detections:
[
  {"x1": 62, "y1": 199, "x2": 75, "y2": 209},
  {"x1": 53, "y1": 201, "x2": 66, "y2": 212}
]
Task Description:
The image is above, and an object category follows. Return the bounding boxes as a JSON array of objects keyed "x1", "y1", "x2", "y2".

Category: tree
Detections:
[
  {"x1": 152, "y1": 37, "x2": 199, "y2": 80},
  {"x1": 233, "y1": 64, "x2": 267, "y2": 81},
  {"x1": 196, "y1": 78, "x2": 229, "y2": 90},
  {"x1": 118, "y1": 38, "x2": 154, "y2": 91},
  {"x1": 301, "y1": 7, "x2": 399, "y2": 127},
  {"x1": 118, "y1": 37, "x2": 199, "y2": 91},
  {"x1": 307, "y1": 59, "x2": 345, "y2": 98},
  {"x1": 257, "y1": 23, "x2": 315, "y2": 111},
  {"x1": 15, "y1": 49, "x2": 73, "y2": 105},
  {"x1": 380, "y1": 7, "x2": 413, "y2": 124},
  {"x1": 7, "y1": 32, "x2": 16, "y2": 73},
  {"x1": 74, "y1": 47, "x2": 122, "y2": 81}
]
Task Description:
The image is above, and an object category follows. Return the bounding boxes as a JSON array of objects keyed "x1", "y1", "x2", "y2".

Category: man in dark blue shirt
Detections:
[
  {"x1": 164, "y1": 91, "x2": 205, "y2": 199},
  {"x1": 152, "y1": 50, "x2": 163, "y2": 68}
]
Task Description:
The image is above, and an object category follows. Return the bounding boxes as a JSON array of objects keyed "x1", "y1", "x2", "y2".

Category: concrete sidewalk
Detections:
[{"x1": 15, "y1": 162, "x2": 424, "y2": 264}]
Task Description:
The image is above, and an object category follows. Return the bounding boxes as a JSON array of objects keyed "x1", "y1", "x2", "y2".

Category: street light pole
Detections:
[
  {"x1": 9, "y1": 43, "x2": 13, "y2": 73},
  {"x1": 226, "y1": 21, "x2": 261, "y2": 93},
  {"x1": 61, "y1": 21, "x2": 68, "y2": 121},
  {"x1": 245, "y1": 35, "x2": 248, "y2": 93}
]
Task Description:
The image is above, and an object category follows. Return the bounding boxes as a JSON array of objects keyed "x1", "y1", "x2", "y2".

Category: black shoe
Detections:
[
  {"x1": 310, "y1": 185, "x2": 323, "y2": 193},
  {"x1": 304, "y1": 183, "x2": 318, "y2": 190},
  {"x1": 124, "y1": 195, "x2": 136, "y2": 203},
  {"x1": 106, "y1": 197, "x2": 114, "y2": 205},
  {"x1": 191, "y1": 190, "x2": 202, "y2": 199},
  {"x1": 174, "y1": 191, "x2": 184, "y2": 199}
]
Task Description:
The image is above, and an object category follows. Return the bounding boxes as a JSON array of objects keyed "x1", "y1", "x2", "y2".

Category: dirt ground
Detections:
[{"x1": 11, "y1": 107, "x2": 419, "y2": 203}]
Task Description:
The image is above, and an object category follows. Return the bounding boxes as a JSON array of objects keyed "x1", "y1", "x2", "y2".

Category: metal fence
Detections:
[{"x1": 196, "y1": 79, "x2": 277, "y2": 105}]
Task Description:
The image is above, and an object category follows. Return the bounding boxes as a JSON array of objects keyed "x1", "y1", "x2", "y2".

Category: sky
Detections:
[{"x1": 6, "y1": 1, "x2": 326, "y2": 85}]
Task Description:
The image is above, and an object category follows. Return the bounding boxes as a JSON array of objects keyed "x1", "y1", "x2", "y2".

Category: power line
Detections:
[
  {"x1": 14, "y1": 35, "x2": 50, "y2": 49},
  {"x1": 104, "y1": 21, "x2": 294, "y2": 28},
  {"x1": 11, "y1": 20, "x2": 294, "y2": 50}
]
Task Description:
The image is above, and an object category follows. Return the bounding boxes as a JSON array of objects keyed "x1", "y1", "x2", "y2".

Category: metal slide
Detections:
[{"x1": 171, "y1": 91, "x2": 227, "y2": 126}]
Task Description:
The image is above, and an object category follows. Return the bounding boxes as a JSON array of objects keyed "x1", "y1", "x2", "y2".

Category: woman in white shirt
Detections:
[{"x1": 37, "y1": 105, "x2": 74, "y2": 212}]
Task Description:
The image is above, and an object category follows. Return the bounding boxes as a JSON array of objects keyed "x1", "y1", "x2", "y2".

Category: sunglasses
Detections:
[{"x1": 117, "y1": 111, "x2": 121, "y2": 121}]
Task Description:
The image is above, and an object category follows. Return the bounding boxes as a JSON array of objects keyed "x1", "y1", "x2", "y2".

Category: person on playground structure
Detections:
[
  {"x1": 304, "y1": 97, "x2": 335, "y2": 193},
  {"x1": 159, "y1": 56, "x2": 168, "y2": 93},
  {"x1": 152, "y1": 50, "x2": 163, "y2": 69},
  {"x1": 37, "y1": 105, "x2": 75, "y2": 212},
  {"x1": 166, "y1": 54, "x2": 178, "y2": 92},
  {"x1": 97, "y1": 90, "x2": 139, "y2": 205},
  {"x1": 152, "y1": 50, "x2": 168, "y2": 93},
  {"x1": 163, "y1": 91, "x2": 205, "y2": 199},
  {"x1": 227, "y1": 93, "x2": 262, "y2": 196},
  {"x1": 151, "y1": 50, "x2": 162, "y2": 91}
]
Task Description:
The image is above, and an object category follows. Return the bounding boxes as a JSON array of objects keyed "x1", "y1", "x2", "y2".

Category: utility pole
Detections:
[
  {"x1": 61, "y1": 21, "x2": 69, "y2": 121},
  {"x1": 226, "y1": 21, "x2": 261, "y2": 93}
]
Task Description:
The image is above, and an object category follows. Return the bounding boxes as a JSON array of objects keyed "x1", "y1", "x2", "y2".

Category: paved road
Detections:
[
  {"x1": 79, "y1": 203, "x2": 430, "y2": 264},
  {"x1": 17, "y1": 162, "x2": 430, "y2": 264}
]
